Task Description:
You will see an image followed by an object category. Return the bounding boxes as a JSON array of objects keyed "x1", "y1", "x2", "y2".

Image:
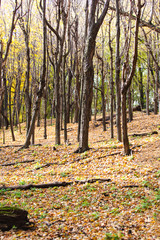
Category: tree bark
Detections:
[
  {"x1": 115, "y1": 0, "x2": 122, "y2": 142},
  {"x1": 20, "y1": 0, "x2": 47, "y2": 149},
  {"x1": 78, "y1": 0, "x2": 110, "y2": 152},
  {"x1": 109, "y1": 20, "x2": 114, "y2": 139},
  {"x1": 121, "y1": 0, "x2": 142, "y2": 155}
]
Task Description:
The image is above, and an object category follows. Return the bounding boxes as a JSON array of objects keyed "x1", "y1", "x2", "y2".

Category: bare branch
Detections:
[{"x1": 109, "y1": 5, "x2": 160, "y2": 34}]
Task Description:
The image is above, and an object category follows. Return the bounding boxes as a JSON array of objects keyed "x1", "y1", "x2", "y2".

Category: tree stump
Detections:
[{"x1": 0, "y1": 206, "x2": 31, "y2": 231}]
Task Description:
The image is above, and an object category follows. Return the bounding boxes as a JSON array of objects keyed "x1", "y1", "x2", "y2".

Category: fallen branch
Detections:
[
  {"x1": 131, "y1": 144, "x2": 143, "y2": 149},
  {"x1": 97, "y1": 151, "x2": 122, "y2": 159},
  {"x1": 32, "y1": 162, "x2": 59, "y2": 171},
  {"x1": 0, "y1": 144, "x2": 24, "y2": 148},
  {"x1": 130, "y1": 131, "x2": 158, "y2": 137},
  {"x1": 0, "y1": 178, "x2": 111, "y2": 191},
  {"x1": 0, "y1": 144, "x2": 42, "y2": 149},
  {"x1": 122, "y1": 185, "x2": 139, "y2": 188},
  {"x1": 1, "y1": 160, "x2": 35, "y2": 167}
]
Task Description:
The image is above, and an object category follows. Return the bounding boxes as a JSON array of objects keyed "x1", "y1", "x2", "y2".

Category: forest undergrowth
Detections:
[{"x1": 0, "y1": 112, "x2": 160, "y2": 239}]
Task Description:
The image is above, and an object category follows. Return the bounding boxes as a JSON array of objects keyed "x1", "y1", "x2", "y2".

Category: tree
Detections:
[
  {"x1": 115, "y1": 0, "x2": 122, "y2": 142},
  {"x1": 121, "y1": 0, "x2": 143, "y2": 155},
  {"x1": 19, "y1": 0, "x2": 33, "y2": 135},
  {"x1": 77, "y1": 0, "x2": 110, "y2": 153},
  {"x1": 20, "y1": 0, "x2": 47, "y2": 149},
  {"x1": 46, "y1": 0, "x2": 68, "y2": 145},
  {"x1": 0, "y1": 0, "x2": 21, "y2": 116}
]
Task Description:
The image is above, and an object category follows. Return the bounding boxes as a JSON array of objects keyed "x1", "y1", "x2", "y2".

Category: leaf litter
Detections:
[{"x1": 0, "y1": 112, "x2": 159, "y2": 239}]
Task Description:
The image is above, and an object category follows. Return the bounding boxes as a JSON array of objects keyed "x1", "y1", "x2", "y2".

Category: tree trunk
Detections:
[
  {"x1": 121, "y1": 0, "x2": 142, "y2": 155},
  {"x1": 9, "y1": 83, "x2": 15, "y2": 142},
  {"x1": 154, "y1": 65, "x2": 158, "y2": 114},
  {"x1": 78, "y1": 0, "x2": 110, "y2": 152},
  {"x1": 139, "y1": 66, "x2": 144, "y2": 110},
  {"x1": 122, "y1": 91, "x2": 130, "y2": 155},
  {"x1": 20, "y1": 0, "x2": 47, "y2": 149},
  {"x1": 62, "y1": 55, "x2": 67, "y2": 143},
  {"x1": 44, "y1": 86, "x2": 47, "y2": 139},
  {"x1": 115, "y1": 0, "x2": 122, "y2": 142},
  {"x1": 109, "y1": 22, "x2": 114, "y2": 139},
  {"x1": 94, "y1": 61, "x2": 98, "y2": 122},
  {"x1": 128, "y1": 87, "x2": 133, "y2": 122},
  {"x1": 55, "y1": 65, "x2": 61, "y2": 145},
  {"x1": 101, "y1": 59, "x2": 106, "y2": 131},
  {"x1": 146, "y1": 51, "x2": 150, "y2": 115},
  {"x1": 74, "y1": 17, "x2": 80, "y2": 123},
  {"x1": 67, "y1": 68, "x2": 72, "y2": 123}
]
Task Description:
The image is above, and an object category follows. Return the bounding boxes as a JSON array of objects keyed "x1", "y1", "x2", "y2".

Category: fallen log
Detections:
[
  {"x1": 0, "y1": 178, "x2": 111, "y2": 191},
  {"x1": 122, "y1": 185, "x2": 139, "y2": 188},
  {"x1": 31, "y1": 162, "x2": 59, "y2": 171},
  {"x1": 130, "y1": 131, "x2": 158, "y2": 137},
  {"x1": 97, "y1": 151, "x2": 122, "y2": 159},
  {"x1": 1, "y1": 159, "x2": 35, "y2": 167},
  {"x1": 0, "y1": 143, "x2": 42, "y2": 149},
  {"x1": 0, "y1": 206, "x2": 33, "y2": 231}
]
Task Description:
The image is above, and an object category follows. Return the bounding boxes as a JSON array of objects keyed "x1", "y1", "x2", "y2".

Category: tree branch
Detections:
[{"x1": 109, "y1": 5, "x2": 160, "y2": 34}]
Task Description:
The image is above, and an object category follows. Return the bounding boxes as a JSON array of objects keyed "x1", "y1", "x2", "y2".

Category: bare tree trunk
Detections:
[
  {"x1": 62, "y1": 54, "x2": 67, "y2": 143},
  {"x1": 67, "y1": 68, "x2": 72, "y2": 123},
  {"x1": 122, "y1": 92, "x2": 129, "y2": 154},
  {"x1": 3, "y1": 67, "x2": 9, "y2": 129},
  {"x1": 78, "y1": 0, "x2": 110, "y2": 152},
  {"x1": 9, "y1": 82, "x2": 15, "y2": 142},
  {"x1": 20, "y1": 0, "x2": 47, "y2": 149},
  {"x1": 138, "y1": 66, "x2": 144, "y2": 110},
  {"x1": 115, "y1": 0, "x2": 122, "y2": 142},
  {"x1": 121, "y1": 0, "x2": 142, "y2": 155},
  {"x1": 101, "y1": 59, "x2": 106, "y2": 131},
  {"x1": 94, "y1": 61, "x2": 98, "y2": 122},
  {"x1": 154, "y1": 65, "x2": 158, "y2": 114},
  {"x1": 128, "y1": 87, "x2": 133, "y2": 122},
  {"x1": 97, "y1": 52, "x2": 106, "y2": 131},
  {"x1": 73, "y1": 17, "x2": 80, "y2": 123},
  {"x1": 44, "y1": 86, "x2": 47, "y2": 139},
  {"x1": 146, "y1": 53, "x2": 150, "y2": 115},
  {"x1": 109, "y1": 21, "x2": 114, "y2": 139}
]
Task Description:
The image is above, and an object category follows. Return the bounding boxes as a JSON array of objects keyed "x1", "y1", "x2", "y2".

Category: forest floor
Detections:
[{"x1": 0, "y1": 112, "x2": 160, "y2": 240}]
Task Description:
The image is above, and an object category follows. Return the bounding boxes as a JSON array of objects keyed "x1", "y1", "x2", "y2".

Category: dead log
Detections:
[
  {"x1": 0, "y1": 206, "x2": 32, "y2": 231},
  {"x1": 1, "y1": 159, "x2": 35, "y2": 167},
  {"x1": 97, "y1": 151, "x2": 122, "y2": 159},
  {"x1": 130, "y1": 131, "x2": 158, "y2": 137},
  {"x1": 0, "y1": 144, "x2": 42, "y2": 149},
  {"x1": 31, "y1": 162, "x2": 59, "y2": 171},
  {"x1": 122, "y1": 185, "x2": 139, "y2": 188},
  {"x1": 0, "y1": 178, "x2": 111, "y2": 191}
]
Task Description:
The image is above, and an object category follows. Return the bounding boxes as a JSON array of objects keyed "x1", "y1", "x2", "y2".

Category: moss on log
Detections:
[{"x1": 0, "y1": 206, "x2": 31, "y2": 231}]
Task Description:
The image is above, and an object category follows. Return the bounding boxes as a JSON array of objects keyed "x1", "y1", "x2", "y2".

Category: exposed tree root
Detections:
[{"x1": 0, "y1": 178, "x2": 111, "y2": 191}]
